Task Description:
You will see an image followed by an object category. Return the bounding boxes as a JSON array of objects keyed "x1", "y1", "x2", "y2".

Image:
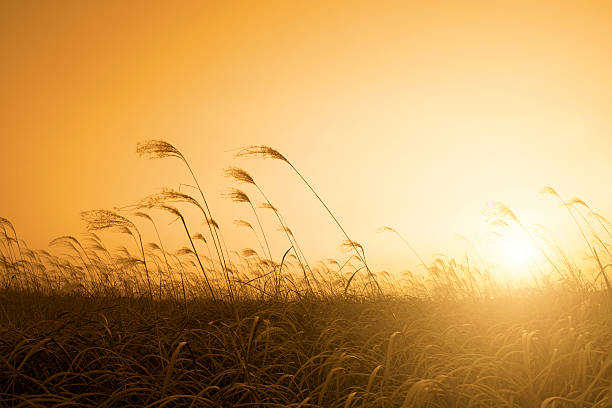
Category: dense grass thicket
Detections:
[
  {"x1": 1, "y1": 141, "x2": 611, "y2": 407},
  {"x1": 1, "y1": 291, "x2": 611, "y2": 407}
]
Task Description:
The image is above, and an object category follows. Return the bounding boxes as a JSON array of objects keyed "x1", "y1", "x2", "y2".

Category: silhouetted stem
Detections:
[
  {"x1": 285, "y1": 161, "x2": 382, "y2": 295},
  {"x1": 178, "y1": 214, "x2": 216, "y2": 301}
]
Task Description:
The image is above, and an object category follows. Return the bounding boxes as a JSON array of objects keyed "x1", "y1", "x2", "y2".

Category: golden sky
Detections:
[{"x1": 1, "y1": 0, "x2": 612, "y2": 275}]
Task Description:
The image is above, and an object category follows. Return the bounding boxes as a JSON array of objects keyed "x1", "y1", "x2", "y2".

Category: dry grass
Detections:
[
  {"x1": 0, "y1": 291, "x2": 610, "y2": 407},
  {"x1": 1, "y1": 140, "x2": 611, "y2": 406}
]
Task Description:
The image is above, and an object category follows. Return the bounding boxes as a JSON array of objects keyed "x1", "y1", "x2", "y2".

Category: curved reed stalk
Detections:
[
  {"x1": 138, "y1": 188, "x2": 234, "y2": 300},
  {"x1": 49, "y1": 236, "x2": 100, "y2": 288},
  {"x1": 541, "y1": 188, "x2": 612, "y2": 290},
  {"x1": 484, "y1": 202, "x2": 567, "y2": 282},
  {"x1": 226, "y1": 188, "x2": 272, "y2": 260},
  {"x1": 224, "y1": 166, "x2": 314, "y2": 294},
  {"x1": 234, "y1": 147, "x2": 381, "y2": 295},
  {"x1": 541, "y1": 188, "x2": 602, "y2": 261},
  {"x1": 137, "y1": 140, "x2": 231, "y2": 294},
  {"x1": 234, "y1": 220, "x2": 268, "y2": 263},
  {"x1": 565, "y1": 197, "x2": 612, "y2": 259},
  {"x1": 0, "y1": 218, "x2": 23, "y2": 279},
  {"x1": 192, "y1": 232, "x2": 216, "y2": 272},
  {"x1": 157, "y1": 205, "x2": 217, "y2": 301},
  {"x1": 378, "y1": 226, "x2": 430, "y2": 273},
  {"x1": 81, "y1": 209, "x2": 153, "y2": 300},
  {"x1": 133, "y1": 211, "x2": 185, "y2": 305}
]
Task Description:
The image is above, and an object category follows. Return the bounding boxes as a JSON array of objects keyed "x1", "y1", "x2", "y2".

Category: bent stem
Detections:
[{"x1": 236, "y1": 147, "x2": 381, "y2": 296}]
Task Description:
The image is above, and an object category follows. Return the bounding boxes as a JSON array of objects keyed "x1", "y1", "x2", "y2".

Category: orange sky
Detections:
[{"x1": 1, "y1": 0, "x2": 612, "y2": 275}]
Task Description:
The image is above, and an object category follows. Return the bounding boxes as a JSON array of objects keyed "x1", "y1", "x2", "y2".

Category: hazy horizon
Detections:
[{"x1": 2, "y1": 1, "x2": 612, "y2": 279}]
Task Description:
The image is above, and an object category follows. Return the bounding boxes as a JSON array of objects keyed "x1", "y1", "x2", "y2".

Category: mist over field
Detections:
[{"x1": 1, "y1": 1, "x2": 612, "y2": 407}]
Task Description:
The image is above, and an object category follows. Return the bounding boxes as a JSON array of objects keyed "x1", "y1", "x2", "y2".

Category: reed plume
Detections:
[
  {"x1": 49, "y1": 236, "x2": 98, "y2": 285},
  {"x1": 133, "y1": 211, "x2": 178, "y2": 305},
  {"x1": 137, "y1": 140, "x2": 230, "y2": 297},
  {"x1": 156, "y1": 205, "x2": 217, "y2": 300},
  {"x1": 235, "y1": 146, "x2": 380, "y2": 295},
  {"x1": 484, "y1": 201, "x2": 566, "y2": 282},
  {"x1": 1, "y1": 217, "x2": 23, "y2": 276},
  {"x1": 378, "y1": 226, "x2": 429, "y2": 273},
  {"x1": 81, "y1": 210, "x2": 153, "y2": 300},
  {"x1": 225, "y1": 166, "x2": 313, "y2": 294},
  {"x1": 543, "y1": 188, "x2": 612, "y2": 296},
  {"x1": 226, "y1": 188, "x2": 272, "y2": 260},
  {"x1": 235, "y1": 220, "x2": 268, "y2": 260}
]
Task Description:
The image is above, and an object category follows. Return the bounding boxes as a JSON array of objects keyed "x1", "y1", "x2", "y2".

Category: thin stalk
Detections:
[
  {"x1": 247, "y1": 201, "x2": 272, "y2": 260},
  {"x1": 184, "y1": 162, "x2": 233, "y2": 300},
  {"x1": 177, "y1": 214, "x2": 216, "y2": 301},
  {"x1": 255, "y1": 187, "x2": 314, "y2": 294},
  {"x1": 284, "y1": 161, "x2": 381, "y2": 295}
]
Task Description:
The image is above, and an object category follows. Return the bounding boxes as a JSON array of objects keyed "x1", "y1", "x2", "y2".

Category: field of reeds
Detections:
[{"x1": 1, "y1": 141, "x2": 611, "y2": 407}]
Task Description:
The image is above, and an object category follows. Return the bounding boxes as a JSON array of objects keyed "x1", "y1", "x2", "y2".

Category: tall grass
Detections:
[{"x1": 1, "y1": 140, "x2": 611, "y2": 407}]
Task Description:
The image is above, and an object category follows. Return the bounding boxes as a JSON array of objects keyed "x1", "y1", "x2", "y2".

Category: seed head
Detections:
[
  {"x1": 341, "y1": 239, "x2": 364, "y2": 253},
  {"x1": 157, "y1": 205, "x2": 183, "y2": 219},
  {"x1": 483, "y1": 202, "x2": 518, "y2": 224},
  {"x1": 191, "y1": 233, "x2": 207, "y2": 243},
  {"x1": 81, "y1": 210, "x2": 136, "y2": 232},
  {"x1": 206, "y1": 218, "x2": 219, "y2": 229},
  {"x1": 234, "y1": 220, "x2": 254, "y2": 230},
  {"x1": 139, "y1": 188, "x2": 204, "y2": 214},
  {"x1": 235, "y1": 145, "x2": 289, "y2": 163},
  {"x1": 136, "y1": 140, "x2": 184, "y2": 161},
  {"x1": 133, "y1": 212, "x2": 153, "y2": 222},
  {"x1": 540, "y1": 186, "x2": 560, "y2": 197},
  {"x1": 224, "y1": 166, "x2": 256, "y2": 185},
  {"x1": 259, "y1": 203, "x2": 278, "y2": 212},
  {"x1": 177, "y1": 247, "x2": 195, "y2": 256},
  {"x1": 377, "y1": 226, "x2": 396, "y2": 234},
  {"x1": 567, "y1": 197, "x2": 589, "y2": 208},
  {"x1": 277, "y1": 226, "x2": 293, "y2": 236},
  {"x1": 241, "y1": 248, "x2": 258, "y2": 258},
  {"x1": 225, "y1": 188, "x2": 251, "y2": 204}
]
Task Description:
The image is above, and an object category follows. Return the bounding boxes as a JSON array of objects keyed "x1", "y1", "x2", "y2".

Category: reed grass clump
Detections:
[{"x1": 1, "y1": 140, "x2": 611, "y2": 406}]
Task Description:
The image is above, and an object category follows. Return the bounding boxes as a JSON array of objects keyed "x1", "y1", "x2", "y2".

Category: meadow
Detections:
[{"x1": 0, "y1": 141, "x2": 611, "y2": 407}]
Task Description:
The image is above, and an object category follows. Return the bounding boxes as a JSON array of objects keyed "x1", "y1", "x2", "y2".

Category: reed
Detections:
[
  {"x1": 0, "y1": 141, "x2": 611, "y2": 407},
  {"x1": 81, "y1": 209, "x2": 153, "y2": 301},
  {"x1": 235, "y1": 147, "x2": 377, "y2": 294},
  {"x1": 137, "y1": 140, "x2": 230, "y2": 295},
  {"x1": 225, "y1": 166, "x2": 314, "y2": 295}
]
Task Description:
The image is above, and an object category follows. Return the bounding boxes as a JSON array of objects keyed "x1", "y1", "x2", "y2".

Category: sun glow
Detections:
[{"x1": 491, "y1": 228, "x2": 538, "y2": 280}]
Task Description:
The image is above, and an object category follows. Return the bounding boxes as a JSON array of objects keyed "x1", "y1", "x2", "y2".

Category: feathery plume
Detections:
[
  {"x1": 377, "y1": 226, "x2": 396, "y2": 233},
  {"x1": 147, "y1": 242, "x2": 161, "y2": 251},
  {"x1": 177, "y1": 247, "x2": 195, "y2": 256},
  {"x1": 259, "y1": 203, "x2": 277, "y2": 212},
  {"x1": 567, "y1": 197, "x2": 589, "y2": 208},
  {"x1": 540, "y1": 186, "x2": 560, "y2": 197},
  {"x1": 157, "y1": 205, "x2": 182, "y2": 219},
  {"x1": 235, "y1": 145, "x2": 289, "y2": 163},
  {"x1": 139, "y1": 188, "x2": 205, "y2": 214},
  {"x1": 224, "y1": 166, "x2": 256, "y2": 185},
  {"x1": 133, "y1": 211, "x2": 153, "y2": 222},
  {"x1": 483, "y1": 202, "x2": 518, "y2": 223},
  {"x1": 136, "y1": 140, "x2": 184, "y2": 161},
  {"x1": 81, "y1": 210, "x2": 136, "y2": 232},
  {"x1": 234, "y1": 220, "x2": 254, "y2": 230},
  {"x1": 191, "y1": 233, "x2": 207, "y2": 243},
  {"x1": 341, "y1": 239, "x2": 364, "y2": 253},
  {"x1": 277, "y1": 226, "x2": 294, "y2": 237},
  {"x1": 241, "y1": 248, "x2": 258, "y2": 258},
  {"x1": 225, "y1": 188, "x2": 251, "y2": 204},
  {"x1": 206, "y1": 218, "x2": 219, "y2": 230}
]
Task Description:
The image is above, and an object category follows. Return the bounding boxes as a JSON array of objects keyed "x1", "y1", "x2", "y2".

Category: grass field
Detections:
[{"x1": 1, "y1": 141, "x2": 611, "y2": 407}]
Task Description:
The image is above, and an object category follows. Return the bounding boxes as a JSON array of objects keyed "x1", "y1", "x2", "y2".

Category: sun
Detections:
[{"x1": 491, "y1": 229, "x2": 538, "y2": 279}]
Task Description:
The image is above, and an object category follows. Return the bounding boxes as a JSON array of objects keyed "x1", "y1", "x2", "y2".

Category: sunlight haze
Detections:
[{"x1": 1, "y1": 0, "x2": 612, "y2": 277}]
